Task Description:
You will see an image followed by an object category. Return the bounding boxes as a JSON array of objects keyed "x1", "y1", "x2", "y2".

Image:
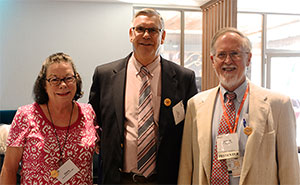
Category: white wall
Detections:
[{"x1": 0, "y1": 0, "x2": 133, "y2": 109}]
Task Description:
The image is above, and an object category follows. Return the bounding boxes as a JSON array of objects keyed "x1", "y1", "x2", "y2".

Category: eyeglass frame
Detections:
[
  {"x1": 132, "y1": 26, "x2": 162, "y2": 35},
  {"x1": 213, "y1": 51, "x2": 249, "y2": 62},
  {"x1": 45, "y1": 75, "x2": 77, "y2": 86}
]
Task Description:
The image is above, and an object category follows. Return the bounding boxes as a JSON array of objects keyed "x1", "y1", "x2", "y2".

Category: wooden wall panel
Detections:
[{"x1": 200, "y1": 0, "x2": 237, "y2": 91}]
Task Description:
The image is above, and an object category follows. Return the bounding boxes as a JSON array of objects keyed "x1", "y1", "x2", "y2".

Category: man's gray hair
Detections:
[
  {"x1": 133, "y1": 8, "x2": 165, "y2": 30},
  {"x1": 210, "y1": 27, "x2": 252, "y2": 55}
]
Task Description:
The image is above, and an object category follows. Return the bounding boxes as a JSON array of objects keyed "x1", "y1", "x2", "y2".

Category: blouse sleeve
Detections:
[
  {"x1": 85, "y1": 103, "x2": 100, "y2": 141},
  {"x1": 87, "y1": 103, "x2": 100, "y2": 133},
  {"x1": 6, "y1": 106, "x2": 31, "y2": 147}
]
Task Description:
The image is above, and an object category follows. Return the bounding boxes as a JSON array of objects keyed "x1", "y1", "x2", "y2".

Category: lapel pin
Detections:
[
  {"x1": 243, "y1": 118, "x2": 252, "y2": 136},
  {"x1": 164, "y1": 98, "x2": 171, "y2": 107},
  {"x1": 243, "y1": 126, "x2": 253, "y2": 136}
]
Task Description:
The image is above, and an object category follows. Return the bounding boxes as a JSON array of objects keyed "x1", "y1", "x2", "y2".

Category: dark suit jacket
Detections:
[{"x1": 89, "y1": 53, "x2": 198, "y2": 184}]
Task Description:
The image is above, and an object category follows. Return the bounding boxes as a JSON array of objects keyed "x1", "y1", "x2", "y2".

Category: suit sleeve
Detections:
[
  {"x1": 187, "y1": 71, "x2": 198, "y2": 100},
  {"x1": 276, "y1": 96, "x2": 300, "y2": 184},
  {"x1": 178, "y1": 98, "x2": 194, "y2": 184},
  {"x1": 89, "y1": 67, "x2": 102, "y2": 127}
]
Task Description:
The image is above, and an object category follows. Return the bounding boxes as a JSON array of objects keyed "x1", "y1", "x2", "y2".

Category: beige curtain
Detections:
[{"x1": 201, "y1": 0, "x2": 237, "y2": 91}]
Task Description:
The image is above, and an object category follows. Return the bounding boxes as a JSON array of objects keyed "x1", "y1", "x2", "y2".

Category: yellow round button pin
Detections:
[
  {"x1": 51, "y1": 170, "x2": 59, "y2": 178},
  {"x1": 164, "y1": 98, "x2": 171, "y2": 107},
  {"x1": 243, "y1": 126, "x2": 253, "y2": 136}
]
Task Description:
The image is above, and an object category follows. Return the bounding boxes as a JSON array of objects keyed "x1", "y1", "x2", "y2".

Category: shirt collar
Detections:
[
  {"x1": 220, "y1": 79, "x2": 248, "y2": 103},
  {"x1": 130, "y1": 55, "x2": 160, "y2": 77}
]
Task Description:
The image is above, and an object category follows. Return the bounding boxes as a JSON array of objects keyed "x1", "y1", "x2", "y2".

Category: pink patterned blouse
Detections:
[{"x1": 7, "y1": 102, "x2": 97, "y2": 185}]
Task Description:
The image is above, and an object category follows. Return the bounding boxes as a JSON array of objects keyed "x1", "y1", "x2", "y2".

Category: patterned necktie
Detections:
[
  {"x1": 211, "y1": 92, "x2": 236, "y2": 185},
  {"x1": 137, "y1": 66, "x2": 156, "y2": 177}
]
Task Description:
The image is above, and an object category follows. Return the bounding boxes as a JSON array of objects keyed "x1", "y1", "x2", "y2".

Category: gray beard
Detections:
[{"x1": 215, "y1": 70, "x2": 245, "y2": 91}]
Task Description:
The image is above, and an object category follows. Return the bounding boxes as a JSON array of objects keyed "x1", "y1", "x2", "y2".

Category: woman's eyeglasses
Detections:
[{"x1": 46, "y1": 75, "x2": 76, "y2": 86}]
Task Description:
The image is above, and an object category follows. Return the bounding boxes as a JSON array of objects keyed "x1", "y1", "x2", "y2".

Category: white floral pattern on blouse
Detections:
[{"x1": 7, "y1": 102, "x2": 97, "y2": 185}]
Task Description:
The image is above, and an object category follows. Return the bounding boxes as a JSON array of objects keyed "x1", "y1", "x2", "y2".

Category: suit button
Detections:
[
  {"x1": 118, "y1": 168, "x2": 122, "y2": 172},
  {"x1": 120, "y1": 143, "x2": 123, "y2": 148}
]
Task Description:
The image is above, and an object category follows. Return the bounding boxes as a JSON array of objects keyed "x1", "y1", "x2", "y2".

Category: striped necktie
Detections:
[
  {"x1": 137, "y1": 66, "x2": 157, "y2": 177},
  {"x1": 211, "y1": 92, "x2": 236, "y2": 185}
]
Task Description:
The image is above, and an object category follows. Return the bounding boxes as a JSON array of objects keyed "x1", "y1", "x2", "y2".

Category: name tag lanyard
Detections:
[
  {"x1": 219, "y1": 84, "x2": 249, "y2": 134},
  {"x1": 47, "y1": 102, "x2": 74, "y2": 178}
]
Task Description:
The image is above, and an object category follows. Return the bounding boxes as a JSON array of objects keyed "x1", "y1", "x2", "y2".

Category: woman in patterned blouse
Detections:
[{"x1": 0, "y1": 52, "x2": 97, "y2": 184}]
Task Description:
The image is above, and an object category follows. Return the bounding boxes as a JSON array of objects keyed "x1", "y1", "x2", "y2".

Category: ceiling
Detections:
[
  {"x1": 118, "y1": 0, "x2": 209, "y2": 6},
  {"x1": 58, "y1": 0, "x2": 210, "y2": 7}
]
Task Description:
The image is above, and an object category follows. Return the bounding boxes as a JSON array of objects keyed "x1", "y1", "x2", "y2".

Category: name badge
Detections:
[
  {"x1": 57, "y1": 159, "x2": 79, "y2": 184},
  {"x1": 172, "y1": 100, "x2": 185, "y2": 125},
  {"x1": 217, "y1": 133, "x2": 239, "y2": 160},
  {"x1": 227, "y1": 157, "x2": 243, "y2": 177}
]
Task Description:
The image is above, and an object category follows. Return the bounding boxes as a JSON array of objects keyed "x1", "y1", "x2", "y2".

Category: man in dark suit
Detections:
[{"x1": 89, "y1": 8, "x2": 197, "y2": 184}]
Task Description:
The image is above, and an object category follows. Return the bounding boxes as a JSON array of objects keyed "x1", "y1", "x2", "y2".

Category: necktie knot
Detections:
[
  {"x1": 226, "y1": 92, "x2": 236, "y2": 101},
  {"x1": 140, "y1": 66, "x2": 152, "y2": 79}
]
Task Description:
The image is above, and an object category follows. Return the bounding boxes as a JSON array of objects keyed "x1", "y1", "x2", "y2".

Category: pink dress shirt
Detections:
[{"x1": 123, "y1": 55, "x2": 161, "y2": 173}]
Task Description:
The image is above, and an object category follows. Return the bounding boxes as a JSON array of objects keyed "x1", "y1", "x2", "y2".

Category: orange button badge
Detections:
[
  {"x1": 51, "y1": 170, "x2": 59, "y2": 178},
  {"x1": 242, "y1": 118, "x2": 252, "y2": 136},
  {"x1": 164, "y1": 98, "x2": 171, "y2": 107},
  {"x1": 243, "y1": 126, "x2": 253, "y2": 136}
]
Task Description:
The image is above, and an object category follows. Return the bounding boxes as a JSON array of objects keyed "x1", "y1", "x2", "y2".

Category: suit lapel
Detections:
[
  {"x1": 239, "y1": 83, "x2": 269, "y2": 184},
  {"x1": 198, "y1": 87, "x2": 219, "y2": 182},
  {"x1": 112, "y1": 55, "x2": 130, "y2": 138},
  {"x1": 158, "y1": 58, "x2": 177, "y2": 137}
]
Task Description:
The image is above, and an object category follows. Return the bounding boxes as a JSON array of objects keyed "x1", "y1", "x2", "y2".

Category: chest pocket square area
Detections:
[{"x1": 172, "y1": 100, "x2": 185, "y2": 125}]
